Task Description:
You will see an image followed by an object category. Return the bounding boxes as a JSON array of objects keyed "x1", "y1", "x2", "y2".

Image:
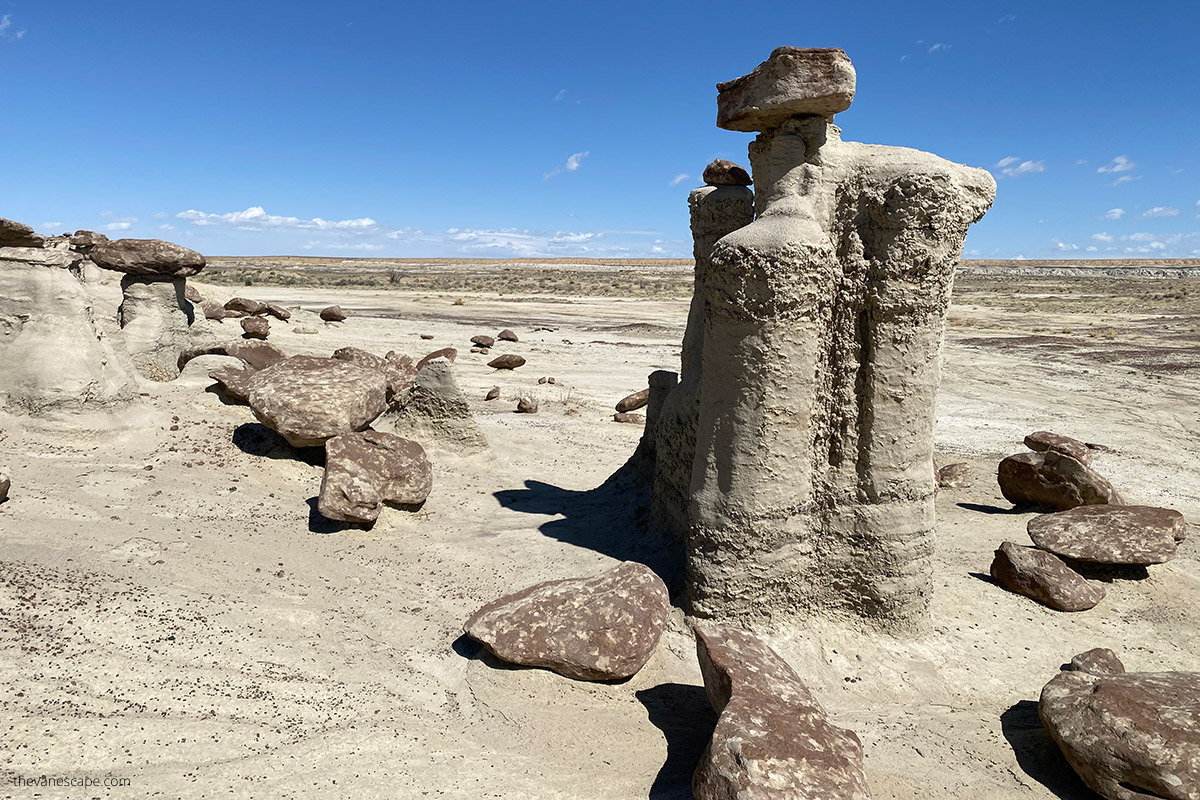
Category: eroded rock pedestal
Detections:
[{"x1": 653, "y1": 47, "x2": 995, "y2": 630}]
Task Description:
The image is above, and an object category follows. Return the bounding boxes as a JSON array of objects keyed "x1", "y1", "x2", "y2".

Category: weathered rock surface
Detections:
[
  {"x1": 716, "y1": 46, "x2": 856, "y2": 131},
  {"x1": 331, "y1": 347, "x2": 416, "y2": 400},
  {"x1": 614, "y1": 412, "x2": 645, "y2": 424},
  {"x1": 90, "y1": 239, "x2": 205, "y2": 278},
  {"x1": 488, "y1": 354, "x2": 526, "y2": 370},
  {"x1": 989, "y1": 541, "x2": 1104, "y2": 612},
  {"x1": 998, "y1": 451, "x2": 1122, "y2": 510},
  {"x1": 416, "y1": 347, "x2": 457, "y2": 371},
  {"x1": 320, "y1": 305, "x2": 347, "y2": 322},
  {"x1": 224, "y1": 297, "x2": 265, "y2": 316},
  {"x1": 318, "y1": 431, "x2": 433, "y2": 524},
  {"x1": 208, "y1": 366, "x2": 254, "y2": 403},
  {"x1": 184, "y1": 283, "x2": 203, "y2": 304},
  {"x1": 517, "y1": 395, "x2": 538, "y2": 414},
  {"x1": 0, "y1": 473, "x2": 10, "y2": 503},
  {"x1": 246, "y1": 356, "x2": 388, "y2": 447},
  {"x1": 385, "y1": 358, "x2": 487, "y2": 449},
  {"x1": 241, "y1": 316, "x2": 269, "y2": 339},
  {"x1": 1025, "y1": 430, "x2": 1093, "y2": 465},
  {"x1": 0, "y1": 217, "x2": 45, "y2": 248},
  {"x1": 464, "y1": 561, "x2": 669, "y2": 681},
  {"x1": 471, "y1": 335, "x2": 496, "y2": 348},
  {"x1": 117, "y1": 275, "x2": 196, "y2": 381},
  {"x1": 69, "y1": 230, "x2": 109, "y2": 251},
  {"x1": 702, "y1": 158, "x2": 752, "y2": 186},
  {"x1": 1027, "y1": 505, "x2": 1186, "y2": 566},
  {"x1": 616, "y1": 388, "x2": 649, "y2": 413},
  {"x1": 937, "y1": 462, "x2": 972, "y2": 488},
  {"x1": 201, "y1": 301, "x2": 229, "y2": 320},
  {"x1": 693, "y1": 623, "x2": 872, "y2": 800},
  {"x1": 1040, "y1": 658, "x2": 1200, "y2": 800},
  {"x1": 178, "y1": 339, "x2": 287, "y2": 373},
  {"x1": 1070, "y1": 648, "x2": 1125, "y2": 676},
  {"x1": 497, "y1": 329, "x2": 519, "y2": 342}
]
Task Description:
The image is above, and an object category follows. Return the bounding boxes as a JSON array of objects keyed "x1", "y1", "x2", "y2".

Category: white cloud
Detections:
[
  {"x1": 1142, "y1": 206, "x2": 1180, "y2": 218},
  {"x1": 176, "y1": 206, "x2": 378, "y2": 232},
  {"x1": 1103, "y1": 208, "x2": 1125, "y2": 220},
  {"x1": 1113, "y1": 175, "x2": 1140, "y2": 186},
  {"x1": 102, "y1": 221, "x2": 135, "y2": 232},
  {"x1": 1085, "y1": 246, "x2": 1098, "y2": 252},
  {"x1": 302, "y1": 241, "x2": 384, "y2": 251},
  {"x1": 385, "y1": 226, "x2": 424, "y2": 240},
  {"x1": 0, "y1": 14, "x2": 25, "y2": 40},
  {"x1": 669, "y1": 173, "x2": 689, "y2": 187},
  {"x1": 1091, "y1": 233, "x2": 1114, "y2": 243},
  {"x1": 1097, "y1": 155, "x2": 1135, "y2": 173},
  {"x1": 1054, "y1": 241, "x2": 1079, "y2": 251},
  {"x1": 158, "y1": 224, "x2": 175, "y2": 231},
  {"x1": 544, "y1": 151, "x2": 590, "y2": 179},
  {"x1": 553, "y1": 89, "x2": 567, "y2": 102},
  {"x1": 994, "y1": 158, "x2": 1045, "y2": 178},
  {"x1": 40, "y1": 222, "x2": 63, "y2": 230},
  {"x1": 928, "y1": 42, "x2": 950, "y2": 53}
]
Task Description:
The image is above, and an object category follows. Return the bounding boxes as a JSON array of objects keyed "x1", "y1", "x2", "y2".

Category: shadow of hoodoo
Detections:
[
  {"x1": 1000, "y1": 700, "x2": 1099, "y2": 800},
  {"x1": 636, "y1": 683, "x2": 718, "y2": 800}
]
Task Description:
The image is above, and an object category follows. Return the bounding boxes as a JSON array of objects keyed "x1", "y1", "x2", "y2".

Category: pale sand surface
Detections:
[{"x1": 2, "y1": 275, "x2": 1198, "y2": 799}]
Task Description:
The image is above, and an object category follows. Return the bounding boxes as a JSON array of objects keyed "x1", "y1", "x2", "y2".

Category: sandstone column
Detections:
[{"x1": 685, "y1": 47, "x2": 995, "y2": 630}]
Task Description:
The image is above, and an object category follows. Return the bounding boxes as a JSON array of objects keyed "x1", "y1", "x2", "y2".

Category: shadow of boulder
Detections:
[
  {"x1": 636, "y1": 683, "x2": 717, "y2": 799},
  {"x1": 1000, "y1": 699, "x2": 1099, "y2": 799}
]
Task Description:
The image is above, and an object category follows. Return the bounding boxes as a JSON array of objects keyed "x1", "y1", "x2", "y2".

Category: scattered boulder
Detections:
[
  {"x1": 517, "y1": 396, "x2": 538, "y2": 414},
  {"x1": 385, "y1": 357, "x2": 488, "y2": 449},
  {"x1": 614, "y1": 412, "x2": 645, "y2": 424},
  {"x1": 488, "y1": 354, "x2": 526, "y2": 370},
  {"x1": 184, "y1": 283, "x2": 203, "y2": 304},
  {"x1": 90, "y1": 238, "x2": 205, "y2": 278},
  {"x1": 537, "y1": 377, "x2": 547, "y2": 384},
  {"x1": 318, "y1": 431, "x2": 433, "y2": 524},
  {"x1": 498, "y1": 329, "x2": 519, "y2": 342},
  {"x1": 0, "y1": 217, "x2": 46, "y2": 248},
  {"x1": 416, "y1": 347, "x2": 457, "y2": 371},
  {"x1": 68, "y1": 229, "x2": 109, "y2": 252},
  {"x1": 470, "y1": 347, "x2": 488, "y2": 354},
  {"x1": 1025, "y1": 430, "x2": 1093, "y2": 465},
  {"x1": 547, "y1": 377, "x2": 556, "y2": 384},
  {"x1": 464, "y1": 561, "x2": 670, "y2": 681},
  {"x1": 201, "y1": 300, "x2": 229, "y2": 320},
  {"x1": 319, "y1": 305, "x2": 347, "y2": 322},
  {"x1": 1070, "y1": 648, "x2": 1125, "y2": 676},
  {"x1": 716, "y1": 46, "x2": 856, "y2": 132},
  {"x1": 224, "y1": 297, "x2": 265, "y2": 316},
  {"x1": 936, "y1": 462, "x2": 972, "y2": 488},
  {"x1": 0, "y1": 472, "x2": 9, "y2": 503},
  {"x1": 241, "y1": 316, "x2": 269, "y2": 339},
  {"x1": 246, "y1": 356, "x2": 388, "y2": 447},
  {"x1": 616, "y1": 388, "x2": 650, "y2": 413},
  {"x1": 1040, "y1": 655, "x2": 1200, "y2": 800},
  {"x1": 263, "y1": 302, "x2": 291, "y2": 321},
  {"x1": 1027, "y1": 505, "x2": 1186, "y2": 566},
  {"x1": 989, "y1": 541, "x2": 1105, "y2": 612},
  {"x1": 485, "y1": 386, "x2": 500, "y2": 401},
  {"x1": 702, "y1": 158, "x2": 753, "y2": 186},
  {"x1": 997, "y1": 451, "x2": 1122, "y2": 510},
  {"x1": 420, "y1": 333, "x2": 434, "y2": 340},
  {"x1": 693, "y1": 623, "x2": 872, "y2": 800},
  {"x1": 471, "y1": 335, "x2": 496, "y2": 348}
]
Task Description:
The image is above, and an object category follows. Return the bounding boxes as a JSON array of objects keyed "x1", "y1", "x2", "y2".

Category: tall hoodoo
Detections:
[{"x1": 661, "y1": 47, "x2": 995, "y2": 630}]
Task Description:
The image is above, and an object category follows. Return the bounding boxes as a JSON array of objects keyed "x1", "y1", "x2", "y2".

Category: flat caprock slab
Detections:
[{"x1": 716, "y1": 46, "x2": 855, "y2": 132}]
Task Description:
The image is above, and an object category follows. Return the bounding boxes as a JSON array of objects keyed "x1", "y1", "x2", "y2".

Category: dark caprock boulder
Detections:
[
  {"x1": 318, "y1": 431, "x2": 432, "y2": 524},
  {"x1": 997, "y1": 451, "x2": 1121, "y2": 510}
]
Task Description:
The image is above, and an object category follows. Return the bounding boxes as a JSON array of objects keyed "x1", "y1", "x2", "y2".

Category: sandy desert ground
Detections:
[{"x1": 2, "y1": 263, "x2": 1198, "y2": 799}]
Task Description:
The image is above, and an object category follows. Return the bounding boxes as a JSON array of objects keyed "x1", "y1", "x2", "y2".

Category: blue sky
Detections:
[{"x1": 2, "y1": 1, "x2": 1198, "y2": 259}]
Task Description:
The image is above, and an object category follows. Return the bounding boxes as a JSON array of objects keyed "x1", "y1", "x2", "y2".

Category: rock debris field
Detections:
[{"x1": 2, "y1": 47, "x2": 1200, "y2": 800}]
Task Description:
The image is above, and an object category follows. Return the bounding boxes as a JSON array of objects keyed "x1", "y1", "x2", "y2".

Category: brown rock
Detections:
[
  {"x1": 702, "y1": 158, "x2": 753, "y2": 186},
  {"x1": 464, "y1": 561, "x2": 670, "y2": 681},
  {"x1": 416, "y1": 347, "x2": 458, "y2": 371},
  {"x1": 201, "y1": 300, "x2": 229, "y2": 320},
  {"x1": 488, "y1": 354, "x2": 526, "y2": 370},
  {"x1": 716, "y1": 46, "x2": 856, "y2": 132},
  {"x1": 225, "y1": 297, "x2": 266, "y2": 315},
  {"x1": 547, "y1": 377, "x2": 556, "y2": 384},
  {"x1": 989, "y1": 541, "x2": 1104, "y2": 612},
  {"x1": 616, "y1": 388, "x2": 650, "y2": 413},
  {"x1": 420, "y1": 333, "x2": 434, "y2": 340},
  {"x1": 471, "y1": 335, "x2": 496, "y2": 348},
  {"x1": 246, "y1": 356, "x2": 388, "y2": 448},
  {"x1": 693, "y1": 623, "x2": 871, "y2": 800},
  {"x1": 318, "y1": 431, "x2": 432, "y2": 524},
  {"x1": 516, "y1": 396, "x2": 538, "y2": 413},
  {"x1": 208, "y1": 366, "x2": 254, "y2": 403},
  {"x1": 1027, "y1": 505, "x2": 1186, "y2": 566},
  {"x1": 1070, "y1": 648, "x2": 1125, "y2": 676},
  {"x1": 69, "y1": 229, "x2": 109, "y2": 251},
  {"x1": 1025, "y1": 430, "x2": 1093, "y2": 465},
  {"x1": 331, "y1": 347, "x2": 415, "y2": 400},
  {"x1": 485, "y1": 386, "x2": 500, "y2": 401},
  {"x1": 89, "y1": 238, "x2": 205, "y2": 277},
  {"x1": 0, "y1": 217, "x2": 45, "y2": 248},
  {"x1": 470, "y1": 347, "x2": 488, "y2": 354},
  {"x1": 0, "y1": 472, "x2": 10, "y2": 503},
  {"x1": 614, "y1": 412, "x2": 645, "y2": 424},
  {"x1": 225, "y1": 340, "x2": 287, "y2": 371},
  {"x1": 998, "y1": 451, "x2": 1122, "y2": 510},
  {"x1": 497, "y1": 329, "x2": 519, "y2": 342},
  {"x1": 537, "y1": 377, "x2": 547, "y2": 384},
  {"x1": 937, "y1": 462, "x2": 972, "y2": 488},
  {"x1": 263, "y1": 302, "x2": 291, "y2": 321},
  {"x1": 319, "y1": 305, "x2": 347, "y2": 322},
  {"x1": 241, "y1": 316, "x2": 269, "y2": 339},
  {"x1": 184, "y1": 283, "x2": 203, "y2": 304},
  {"x1": 1040, "y1": 661, "x2": 1200, "y2": 800}
]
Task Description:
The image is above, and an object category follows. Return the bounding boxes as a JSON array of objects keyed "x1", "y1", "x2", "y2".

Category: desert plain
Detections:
[{"x1": 2, "y1": 257, "x2": 1198, "y2": 799}]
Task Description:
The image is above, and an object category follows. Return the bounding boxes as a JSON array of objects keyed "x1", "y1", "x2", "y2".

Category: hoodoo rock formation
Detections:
[{"x1": 648, "y1": 47, "x2": 995, "y2": 630}]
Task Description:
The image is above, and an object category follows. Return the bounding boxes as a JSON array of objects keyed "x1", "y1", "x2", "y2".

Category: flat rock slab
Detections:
[
  {"x1": 716, "y1": 46, "x2": 856, "y2": 132},
  {"x1": 246, "y1": 356, "x2": 388, "y2": 447},
  {"x1": 1040, "y1": 664, "x2": 1200, "y2": 800},
  {"x1": 693, "y1": 623, "x2": 871, "y2": 800},
  {"x1": 1025, "y1": 430, "x2": 1093, "y2": 465},
  {"x1": 463, "y1": 561, "x2": 669, "y2": 681},
  {"x1": 990, "y1": 541, "x2": 1104, "y2": 612},
  {"x1": 318, "y1": 431, "x2": 432, "y2": 524},
  {"x1": 0, "y1": 217, "x2": 45, "y2": 248},
  {"x1": 90, "y1": 238, "x2": 205, "y2": 278},
  {"x1": 1028, "y1": 504, "x2": 1186, "y2": 565},
  {"x1": 998, "y1": 450, "x2": 1122, "y2": 510},
  {"x1": 209, "y1": 366, "x2": 254, "y2": 404}
]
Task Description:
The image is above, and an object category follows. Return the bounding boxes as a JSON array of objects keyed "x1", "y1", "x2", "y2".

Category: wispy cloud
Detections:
[
  {"x1": 1091, "y1": 232, "x2": 1114, "y2": 243},
  {"x1": 928, "y1": 42, "x2": 951, "y2": 53},
  {"x1": 1142, "y1": 206, "x2": 1179, "y2": 218},
  {"x1": 552, "y1": 89, "x2": 567, "y2": 102},
  {"x1": 543, "y1": 150, "x2": 589, "y2": 179},
  {"x1": 994, "y1": 157, "x2": 1045, "y2": 178},
  {"x1": 302, "y1": 241, "x2": 384, "y2": 251},
  {"x1": 669, "y1": 173, "x2": 689, "y2": 187},
  {"x1": 1103, "y1": 208, "x2": 1125, "y2": 220},
  {"x1": 176, "y1": 206, "x2": 378, "y2": 231},
  {"x1": 101, "y1": 217, "x2": 138, "y2": 232},
  {"x1": 1097, "y1": 155, "x2": 1135, "y2": 173},
  {"x1": 0, "y1": 14, "x2": 26, "y2": 40},
  {"x1": 40, "y1": 222, "x2": 63, "y2": 230},
  {"x1": 1113, "y1": 175, "x2": 1140, "y2": 186},
  {"x1": 1053, "y1": 240, "x2": 1079, "y2": 251}
]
